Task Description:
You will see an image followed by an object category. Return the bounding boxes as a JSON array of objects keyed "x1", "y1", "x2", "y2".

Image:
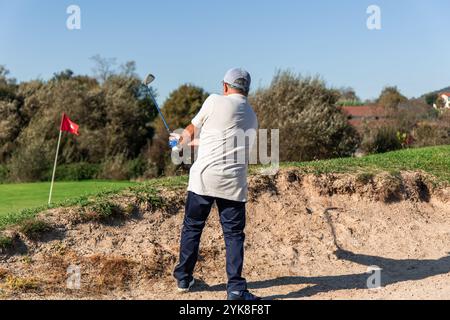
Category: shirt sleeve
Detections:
[{"x1": 191, "y1": 95, "x2": 215, "y2": 129}]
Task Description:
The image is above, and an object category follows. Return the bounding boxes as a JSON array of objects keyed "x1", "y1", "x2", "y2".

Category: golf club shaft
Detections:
[{"x1": 147, "y1": 91, "x2": 171, "y2": 134}]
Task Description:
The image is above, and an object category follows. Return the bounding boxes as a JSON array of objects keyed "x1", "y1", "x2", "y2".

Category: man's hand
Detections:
[
  {"x1": 169, "y1": 133, "x2": 182, "y2": 151},
  {"x1": 168, "y1": 124, "x2": 199, "y2": 152}
]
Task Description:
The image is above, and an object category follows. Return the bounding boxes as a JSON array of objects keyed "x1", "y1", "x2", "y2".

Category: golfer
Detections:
[{"x1": 171, "y1": 68, "x2": 260, "y2": 301}]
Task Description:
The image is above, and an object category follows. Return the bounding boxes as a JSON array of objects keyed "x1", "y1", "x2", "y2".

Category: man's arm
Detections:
[{"x1": 179, "y1": 124, "x2": 199, "y2": 146}]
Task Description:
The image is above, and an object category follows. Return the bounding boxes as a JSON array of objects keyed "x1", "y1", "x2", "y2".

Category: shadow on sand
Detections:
[
  {"x1": 197, "y1": 250, "x2": 450, "y2": 299},
  {"x1": 195, "y1": 207, "x2": 450, "y2": 299}
]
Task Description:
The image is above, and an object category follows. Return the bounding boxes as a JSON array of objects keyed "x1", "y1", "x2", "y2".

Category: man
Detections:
[{"x1": 171, "y1": 68, "x2": 260, "y2": 301}]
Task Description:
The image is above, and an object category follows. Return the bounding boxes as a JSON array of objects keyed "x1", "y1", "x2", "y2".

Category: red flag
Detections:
[{"x1": 60, "y1": 113, "x2": 80, "y2": 136}]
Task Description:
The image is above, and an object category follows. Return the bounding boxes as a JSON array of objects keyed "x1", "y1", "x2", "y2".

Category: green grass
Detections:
[
  {"x1": 0, "y1": 176, "x2": 189, "y2": 230},
  {"x1": 0, "y1": 180, "x2": 136, "y2": 224},
  {"x1": 282, "y1": 145, "x2": 450, "y2": 183}
]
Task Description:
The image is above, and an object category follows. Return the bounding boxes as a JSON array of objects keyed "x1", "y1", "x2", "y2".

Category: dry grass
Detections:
[
  {"x1": 77, "y1": 201, "x2": 129, "y2": 224},
  {"x1": 0, "y1": 268, "x2": 8, "y2": 279},
  {"x1": 88, "y1": 255, "x2": 137, "y2": 290},
  {"x1": 43, "y1": 254, "x2": 72, "y2": 285},
  {"x1": 4, "y1": 275, "x2": 40, "y2": 292}
]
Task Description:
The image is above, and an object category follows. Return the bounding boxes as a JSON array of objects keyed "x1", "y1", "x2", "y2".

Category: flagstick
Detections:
[{"x1": 48, "y1": 130, "x2": 63, "y2": 206}]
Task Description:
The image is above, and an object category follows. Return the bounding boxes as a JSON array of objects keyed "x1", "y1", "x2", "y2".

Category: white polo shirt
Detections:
[{"x1": 188, "y1": 93, "x2": 258, "y2": 202}]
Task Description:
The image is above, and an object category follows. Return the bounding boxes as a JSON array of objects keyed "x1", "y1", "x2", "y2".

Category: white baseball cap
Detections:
[{"x1": 223, "y1": 68, "x2": 251, "y2": 92}]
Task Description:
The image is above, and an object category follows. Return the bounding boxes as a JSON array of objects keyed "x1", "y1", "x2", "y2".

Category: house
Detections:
[
  {"x1": 433, "y1": 93, "x2": 450, "y2": 109},
  {"x1": 339, "y1": 105, "x2": 387, "y2": 129}
]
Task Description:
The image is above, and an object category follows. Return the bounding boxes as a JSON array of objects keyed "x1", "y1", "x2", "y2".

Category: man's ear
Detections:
[{"x1": 223, "y1": 82, "x2": 228, "y2": 94}]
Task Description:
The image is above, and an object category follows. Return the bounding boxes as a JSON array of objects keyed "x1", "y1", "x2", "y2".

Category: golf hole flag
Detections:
[
  {"x1": 60, "y1": 113, "x2": 80, "y2": 136},
  {"x1": 48, "y1": 113, "x2": 80, "y2": 205}
]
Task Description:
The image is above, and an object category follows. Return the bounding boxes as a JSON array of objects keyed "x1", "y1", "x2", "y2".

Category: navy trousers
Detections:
[{"x1": 173, "y1": 191, "x2": 247, "y2": 293}]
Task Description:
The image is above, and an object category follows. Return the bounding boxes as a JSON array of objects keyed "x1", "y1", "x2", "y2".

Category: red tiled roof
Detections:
[
  {"x1": 340, "y1": 105, "x2": 386, "y2": 118},
  {"x1": 440, "y1": 92, "x2": 450, "y2": 97}
]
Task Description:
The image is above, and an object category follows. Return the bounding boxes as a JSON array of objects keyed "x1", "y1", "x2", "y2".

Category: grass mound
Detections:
[{"x1": 283, "y1": 145, "x2": 450, "y2": 183}]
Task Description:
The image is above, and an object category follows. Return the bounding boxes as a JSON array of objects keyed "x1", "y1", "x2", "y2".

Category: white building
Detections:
[{"x1": 433, "y1": 92, "x2": 450, "y2": 109}]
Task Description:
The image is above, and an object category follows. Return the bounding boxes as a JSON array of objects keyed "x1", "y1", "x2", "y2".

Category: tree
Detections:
[
  {"x1": 377, "y1": 86, "x2": 407, "y2": 110},
  {"x1": 52, "y1": 69, "x2": 74, "y2": 82},
  {"x1": 392, "y1": 99, "x2": 435, "y2": 132},
  {"x1": 424, "y1": 93, "x2": 438, "y2": 106},
  {"x1": 338, "y1": 87, "x2": 361, "y2": 105},
  {"x1": 0, "y1": 65, "x2": 17, "y2": 101},
  {"x1": 120, "y1": 61, "x2": 138, "y2": 78},
  {"x1": 0, "y1": 65, "x2": 9, "y2": 83},
  {"x1": 102, "y1": 74, "x2": 158, "y2": 159},
  {"x1": 435, "y1": 96, "x2": 446, "y2": 109},
  {"x1": 160, "y1": 84, "x2": 209, "y2": 130},
  {"x1": 250, "y1": 70, "x2": 360, "y2": 161},
  {"x1": 0, "y1": 66, "x2": 22, "y2": 162},
  {"x1": 0, "y1": 65, "x2": 16, "y2": 85},
  {"x1": 3, "y1": 70, "x2": 158, "y2": 181},
  {"x1": 0, "y1": 99, "x2": 22, "y2": 162},
  {"x1": 91, "y1": 55, "x2": 117, "y2": 82}
]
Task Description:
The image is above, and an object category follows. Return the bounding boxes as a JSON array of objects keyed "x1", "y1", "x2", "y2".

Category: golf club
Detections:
[
  {"x1": 142, "y1": 74, "x2": 179, "y2": 150},
  {"x1": 143, "y1": 74, "x2": 171, "y2": 135}
]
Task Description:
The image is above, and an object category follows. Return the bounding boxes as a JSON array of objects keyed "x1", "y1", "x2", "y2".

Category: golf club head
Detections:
[{"x1": 143, "y1": 74, "x2": 155, "y2": 86}]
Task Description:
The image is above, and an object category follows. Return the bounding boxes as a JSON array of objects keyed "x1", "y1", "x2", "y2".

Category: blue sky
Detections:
[{"x1": 0, "y1": 0, "x2": 449, "y2": 103}]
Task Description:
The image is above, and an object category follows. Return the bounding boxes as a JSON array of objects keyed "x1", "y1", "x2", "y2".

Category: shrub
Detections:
[
  {"x1": 0, "y1": 165, "x2": 8, "y2": 183},
  {"x1": 1, "y1": 64, "x2": 159, "y2": 182},
  {"x1": 361, "y1": 126, "x2": 402, "y2": 154},
  {"x1": 90, "y1": 201, "x2": 117, "y2": 219},
  {"x1": 19, "y1": 219, "x2": 53, "y2": 240},
  {"x1": 356, "y1": 172, "x2": 375, "y2": 185},
  {"x1": 7, "y1": 139, "x2": 52, "y2": 182},
  {"x1": 98, "y1": 154, "x2": 130, "y2": 180},
  {"x1": 412, "y1": 122, "x2": 450, "y2": 147},
  {"x1": 79, "y1": 200, "x2": 126, "y2": 222},
  {"x1": 377, "y1": 86, "x2": 408, "y2": 110},
  {"x1": 250, "y1": 70, "x2": 360, "y2": 161},
  {"x1": 127, "y1": 156, "x2": 146, "y2": 179},
  {"x1": 43, "y1": 162, "x2": 101, "y2": 181},
  {"x1": 0, "y1": 234, "x2": 13, "y2": 251}
]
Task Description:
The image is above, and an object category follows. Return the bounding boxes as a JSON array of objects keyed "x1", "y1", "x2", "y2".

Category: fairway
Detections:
[{"x1": 0, "y1": 180, "x2": 137, "y2": 217}]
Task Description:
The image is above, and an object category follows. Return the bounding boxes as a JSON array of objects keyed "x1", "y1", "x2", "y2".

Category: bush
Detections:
[
  {"x1": 43, "y1": 162, "x2": 101, "y2": 181},
  {"x1": 1, "y1": 64, "x2": 159, "y2": 182},
  {"x1": 0, "y1": 234, "x2": 13, "y2": 251},
  {"x1": 98, "y1": 155, "x2": 153, "y2": 180},
  {"x1": 412, "y1": 122, "x2": 450, "y2": 147},
  {"x1": 8, "y1": 139, "x2": 52, "y2": 182},
  {"x1": 250, "y1": 70, "x2": 360, "y2": 161},
  {"x1": 0, "y1": 165, "x2": 8, "y2": 183},
  {"x1": 19, "y1": 219, "x2": 53, "y2": 240},
  {"x1": 377, "y1": 86, "x2": 408, "y2": 110},
  {"x1": 361, "y1": 126, "x2": 402, "y2": 154},
  {"x1": 126, "y1": 156, "x2": 146, "y2": 179},
  {"x1": 98, "y1": 154, "x2": 135, "y2": 180}
]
